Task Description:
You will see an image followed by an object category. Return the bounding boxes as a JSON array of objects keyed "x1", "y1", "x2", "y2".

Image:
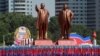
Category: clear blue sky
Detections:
[{"x1": 33, "y1": 0, "x2": 55, "y2": 17}]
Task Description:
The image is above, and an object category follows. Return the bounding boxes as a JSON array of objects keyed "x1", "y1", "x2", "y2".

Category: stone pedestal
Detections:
[
  {"x1": 58, "y1": 40, "x2": 76, "y2": 46},
  {"x1": 35, "y1": 40, "x2": 54, "y2": 46}
]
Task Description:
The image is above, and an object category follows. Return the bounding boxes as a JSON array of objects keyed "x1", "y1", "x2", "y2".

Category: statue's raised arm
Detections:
[{"x1": 35, "y1": 5, "x2": 40, "y2": 12}]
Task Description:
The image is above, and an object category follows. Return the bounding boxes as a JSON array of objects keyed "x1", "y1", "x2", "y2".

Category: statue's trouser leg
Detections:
[
  {"x1": 39, "y1": 24, "x2": 43, "y2": 39},
  {"x1": 36, "y1": 20, "x2": 39, "y2": 39},
  {"x1": 65, "y1": 29, "x2": 69, "y2": 39},
  {"x1": 42, "y1": 23, "x2": 45, "y2": 39},
  {"x1": 65, "y1": 23, "x2": 70, "y2": 39},
  {"x1": 43, "y1": 23, "x2": 47, "y2": 39},
  {"x1": 64, "y1": 24, "x2": 67, "y2": 39},
  {"x1": 45, "y1": 23, "x2": 48, "y2": 39},
  {"x1": 68, "y1": 25, "x2": 71, "y2": 39},
  {"x1": 61, "y1": 24, "x2": 65, "y2": 39},
  {"x1": 37, "y1": 30, "x2": 39, "y2": 39}
]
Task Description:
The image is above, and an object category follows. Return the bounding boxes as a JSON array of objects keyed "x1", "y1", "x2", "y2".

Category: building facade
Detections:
[
  {"x1": 87, "y1": 0, "x2": 96, "y2": 30},
  {"x1": 9, "y1": 0, "x2": 34, "y2": 16},
  {"x1": 0, "y1": 0, "x2": 8, "y2": 13},
  {"x1": 96, "y1": 0, "x2": 100, "y2": 30},
  {"x1": 55, "y1": 0, "x2": 99, "y2": 31}
]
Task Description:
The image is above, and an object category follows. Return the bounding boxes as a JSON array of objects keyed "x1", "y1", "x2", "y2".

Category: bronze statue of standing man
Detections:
[
  {"x1": 58, "y1": 4, "x2": 74, "y2": 39},
  {"x1": 35, "y1": 3, "x2": 49, "y2": 40}
]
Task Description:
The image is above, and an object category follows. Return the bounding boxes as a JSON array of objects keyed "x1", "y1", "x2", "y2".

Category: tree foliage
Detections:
[
  {"x1": 0, "y1": 13, "x2": 37, "y2": 45},
  {"x1": 71, "y1": 25, "x2": 92, "y2": 37},
  {"x1": 48, "y1": 16, "x2": 60, "y2": 41},
  {"x1": 0, "y1": 13, "x2": 100, "y2": 45}
]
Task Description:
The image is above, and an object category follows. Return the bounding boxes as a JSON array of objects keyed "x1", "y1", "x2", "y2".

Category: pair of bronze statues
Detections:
[{"x1": 35, "y1": 3, "x2": 74, "y2": 40}]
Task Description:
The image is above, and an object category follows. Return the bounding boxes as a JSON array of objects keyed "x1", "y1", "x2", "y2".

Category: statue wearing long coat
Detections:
[
  {"x1": 58, "y1": 4, "x2": 74, "y2": 39},
  {"x1": 35, "y1": 3, "x2": 49, "y2": 39}
]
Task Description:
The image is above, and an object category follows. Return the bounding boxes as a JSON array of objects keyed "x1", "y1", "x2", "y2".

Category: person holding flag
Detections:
[{"x1": 92, "y1": 31, "x2": 97, "y2": 46}]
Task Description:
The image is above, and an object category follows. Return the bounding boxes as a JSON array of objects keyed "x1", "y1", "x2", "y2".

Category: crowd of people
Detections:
[{"x1": 0, "y1": 46, "x2": 100, "y2": 56}]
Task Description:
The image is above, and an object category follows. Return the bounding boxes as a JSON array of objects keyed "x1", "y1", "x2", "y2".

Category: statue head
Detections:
[
  {"x1": 41, "y1": 3, "x2": 45, "y2": 9},
  {"x1": 63, "y1": 4, "x2": 68, "y2": 10}
]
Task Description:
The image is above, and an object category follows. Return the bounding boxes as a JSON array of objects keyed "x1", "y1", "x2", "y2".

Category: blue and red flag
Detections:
[{"x1": 69, "y1": 33, "x2": 92, "y2": 46}]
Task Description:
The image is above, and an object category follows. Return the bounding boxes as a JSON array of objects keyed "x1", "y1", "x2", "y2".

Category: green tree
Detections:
[
  {"x1": 0, "y1": 13, "x2": 37, "y2": 45},
  {"x1": 0, "y1": 21, "x2": 9, "y2": 43},
  {"x1": 71, "y1": 25, "x2": 92, "y2": 37},
  {"x1": 48, "y1": 16, "x2": 60, "y2": 41},
  {"x1": 0, "y1": 13, "x2": 99, "y2": 45},
  {"x1": 96, "y1": 30, "x2": 100, "y2": 44}
]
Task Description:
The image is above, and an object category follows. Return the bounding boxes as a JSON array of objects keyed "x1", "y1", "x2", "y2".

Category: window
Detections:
[
  {"x1": 73, "y1": 10, "x2": 75, "y2": 12},
  {"x1": 80, "y1": 7, "x2": 83, "y2": 9},
  {"x1": 56, "y1": 7, "x2": 62, "y2": 9},
  {"x1": 76, "y1": 7, "x2": 78, "y2": 9},
  {"x1": 73, "y1": 21, "x2": 75, "y2": 23},
  {"x1": 80, "y1": 3, "x2": 82, "y2": 5},
  {"x1": 85, "y1": 10, "x2": 87, "y2": 12},
  {"x1": 76, "y1": 18, "x2": 78, "y2": 20},
  {"x1": 14, "y1": 4, "x2": 25, "y2": 6},
  {"x1": 80, "y1": 21, "x2": 83, "y2": 23},
  {"x1": 14, "y1": 8, "x2": 25, "y2": 10},
  {"x1": 76, "y1": 21, "x2": 79, "y2": 23},
  {"x1": 67, "y1": 3, "x2": 69, "y2": 5},
  {"x1": 80, "y1": 18, "x2": 83, "y2": 20},
  {"x1": 80, "y1": 10, "x2": 83, "y2": 12},
  {"x1": 14, "y1": 0, "x2": 25, "y2": 2},
  {"x1": 76, "y1": 3, "x2": 78, "y2": 5},
  {"x1": 73, "y1": 7, "x2": 75, "y2": 9},
  {"x1": 75, "y1": 14, "x2": 79, "y2": 16},
  {"x1": 76, "y1": 10, "x2": 79, "y2": 12},
  {"x1": 27, "y1": 1, "x2": 29, "y2": 3},
  {"x1": 80, "y1": 14, "x2": 83, "y2": 16}
]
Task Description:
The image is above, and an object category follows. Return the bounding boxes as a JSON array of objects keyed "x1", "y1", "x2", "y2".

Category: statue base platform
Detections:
[
  {"x1": 58, "y1": 39, "x2": 77, "y2": 46},
  {"x1": 35, "y1": 40, "x2": 54, "y2": 46}
]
